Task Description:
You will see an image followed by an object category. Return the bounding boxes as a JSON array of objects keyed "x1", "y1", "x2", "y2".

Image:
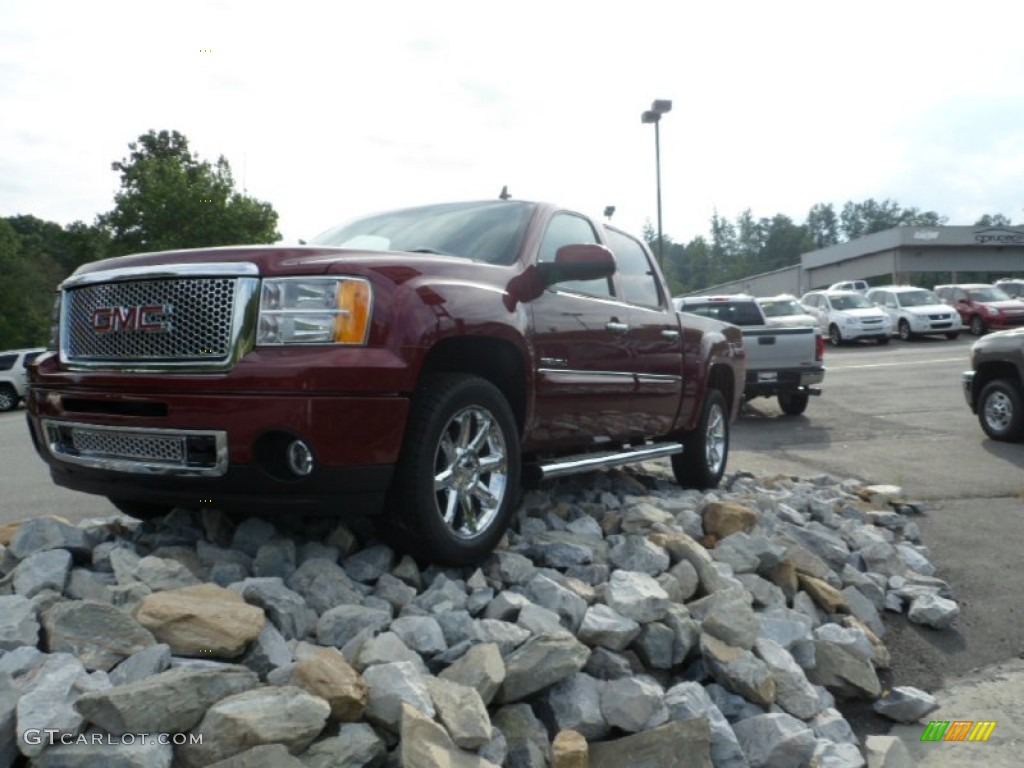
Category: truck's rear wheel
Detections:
[
  {"x1": 672, "y1": 389, "x2": 728, "y2": 490},
  {"x1": 777, "y1": 391, "x2": 809, "y2": 416},
  {"x1": 387, "y1": 373, "x2": 520, "y2": 565}
]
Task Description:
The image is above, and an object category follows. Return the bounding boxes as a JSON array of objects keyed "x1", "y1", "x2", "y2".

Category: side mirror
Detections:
[{"x1": 536, "y1": 244, "x2": 616, "y2": 287}]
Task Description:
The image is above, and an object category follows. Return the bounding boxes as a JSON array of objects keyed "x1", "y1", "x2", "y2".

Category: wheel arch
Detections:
[
  {"x1": 706, "y1": 363, "x2": 737, "y2": 422},
  {"x1": 973, "y1": 362, "x2": 1022, "y2": 409},
  {"x1": 418, "y1": 336, "x2": 528, "y2": 435}
]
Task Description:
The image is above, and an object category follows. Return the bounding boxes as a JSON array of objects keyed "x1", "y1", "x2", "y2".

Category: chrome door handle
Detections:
[
  {"x1": 661, "y1": 329, "x2": 680, "y2": 339},
  {"x1": 605, "y1": 321, "x2": 630, "y2": 333}
]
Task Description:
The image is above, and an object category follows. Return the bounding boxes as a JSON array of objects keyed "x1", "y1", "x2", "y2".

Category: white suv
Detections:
[
  {"x1": 0, "y1": 348, "x2": 46, "y2": 412},
  {"x1": 800, "y1": 291, "x2": 892, "y2": 346},
  {"x1": 866, "y1": 286, "x2": 961, "y2": 340}
]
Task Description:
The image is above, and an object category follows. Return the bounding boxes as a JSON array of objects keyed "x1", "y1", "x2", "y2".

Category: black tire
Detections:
[
  {"x1": 898, "y1": 319, "x2": 913, "y2": 341},
  {"x1": 946, "y1": 331, "x2": 960, "y2": 340},
  {"x1": 977, "y1": 379, "x2": 1024, "y2": 442},
  {"x1": 777, "y1": 391, "x2": 810, "y2": 416},
  {"x1": 386, "y1": 373, "x2": 520, "y2": 565},
  {"x1": 0, "y1": 385, "x2": 18, "y2": 413},
  {"x1": 970, "y1": 315, "x2": 986, "y2": 336},
  {"x1": 108, "y1": 499, "x2": 174, "y2": 520},
  {"x1": 828, "y1": 324, "x2": 843, "y2": 347},
  {"x1": 877, "y1": 336, "x2": 890, "y2": 346},
  {"x1": 672, "y1": 389, "x2": 729, "y2": 490}
]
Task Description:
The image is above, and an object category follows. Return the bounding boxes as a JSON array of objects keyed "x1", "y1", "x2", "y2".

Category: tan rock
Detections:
[
  {"x1": 842, "y1": 616, "x2": 891, "y2": 669},
  {"x1": 134, "y1": 583, "x2": 265, "y2": 658},
  {"x1": 701, "y1": 501, "x2": 759, "y2": 539},
  {"x1": 0, "y1": 522, "x2": 20, "y2": 546},
  {"x1": 797, "y1": 574, "x2": 848, "y2": 614},
  {"x1": 294, "y1": 647, "x2": 367, "y2": 721},
  {"x1": 398, "y1": 702, "x2": 499, "y2": 768},
  {"x1": 552, "y1": 730, "x2": 588, "y2": 768}
]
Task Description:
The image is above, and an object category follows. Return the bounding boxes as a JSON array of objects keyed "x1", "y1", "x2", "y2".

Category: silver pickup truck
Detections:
[{"x1": 674, "y1": 295, "x2": 825, "y2": 415}]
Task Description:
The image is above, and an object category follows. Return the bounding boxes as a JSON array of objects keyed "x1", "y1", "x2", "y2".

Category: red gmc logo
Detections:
[{"x1": 91, "y1": 305, "x2": 171, "y2": 333}]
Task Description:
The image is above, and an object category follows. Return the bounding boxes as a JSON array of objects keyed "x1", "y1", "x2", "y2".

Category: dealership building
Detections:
[{"x1": 695, "y1": 225, "x2": 1024, "y2": 297}]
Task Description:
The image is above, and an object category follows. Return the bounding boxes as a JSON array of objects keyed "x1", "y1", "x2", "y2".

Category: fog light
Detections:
[{"x1": 286, "y1": 439, "x2": 314, "y2": 476}]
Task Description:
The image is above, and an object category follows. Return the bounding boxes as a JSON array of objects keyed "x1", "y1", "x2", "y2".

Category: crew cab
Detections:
[
  {"x1": 963, "y1": 328, "x2": 1024, "y2": 442},
  {"x1": 674, "y1": 294, "x2": 824, "y2": 415},
  {"x1": 27, "y1": 200, "x2": 745, "y2": 564}
]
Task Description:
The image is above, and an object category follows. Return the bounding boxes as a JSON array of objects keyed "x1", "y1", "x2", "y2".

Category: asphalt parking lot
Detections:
[
  {"x1": 3, "y1": 333, "x2": 1023, "y2": 753},
  {"x1": 730, "y1": 334, "x2": 1024, "y2": 753}
]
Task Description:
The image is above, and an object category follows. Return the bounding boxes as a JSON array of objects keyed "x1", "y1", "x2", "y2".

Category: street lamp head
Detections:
[
  {"x1": 641, "y1": 110, "x2": 660, "y2": 124},
  {"x1": 651, "y1": 99, "x2": 672, "y2": 114}
]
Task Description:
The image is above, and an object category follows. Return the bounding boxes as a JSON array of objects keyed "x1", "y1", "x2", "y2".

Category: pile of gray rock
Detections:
[{"x1": 0, "y1": 466, "x2": 955, "y2": 767}]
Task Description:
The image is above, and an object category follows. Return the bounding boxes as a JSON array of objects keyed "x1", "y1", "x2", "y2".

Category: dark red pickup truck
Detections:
[{"x1": 27, "y1": 200, "x2": 745, "y2": 563}]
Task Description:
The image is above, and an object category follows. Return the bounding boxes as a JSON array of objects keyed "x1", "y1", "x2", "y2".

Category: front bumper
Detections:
[
  {"x1": 962, "y1": 370, "x2": 975, "y2": 411},
  {"x1": 843, "y1": 322, "x2": 890, "y2": 339},
  {"x1": 26, "y1": 387, "x2": 409, "y2": 515}
]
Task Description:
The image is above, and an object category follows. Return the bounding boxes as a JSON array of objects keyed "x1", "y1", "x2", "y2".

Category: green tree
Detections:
[
  {"x1": 759, "y1": 214, "x2": 814, "y2": 270},
  {"x1": 806, "y1": 203, "x2": 839, "y2": 248},
  {"x1": 98, "y1": 130, "x2": 280, "y2": 255},
  {"x1": 0, "y1": 219, "x2": 52, "y2": 347},
  {"x1": 975, "y1": 213, "x2": 1012, "y2": 227}
]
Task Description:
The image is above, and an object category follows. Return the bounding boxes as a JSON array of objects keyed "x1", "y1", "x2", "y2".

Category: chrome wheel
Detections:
[
  {"x1": 898, "y1": 320, "x2": 911, "y2": 340},
  {"x1": 704, "y1": 400, "x2": 727, "y2": 477},
  {"x1": 970, "y1": 315, "x2": 985, "y2": 336},
  {"x1": 829, "y1": 325, "x2": 842, "y2": 346},
  {"x1": 433, "y1": 404, "x2": 509, "y2": 539},
  {"x1": 983, "y1": 390, "x2": 1014, "y2": 433},
  {"x1": 0, "y1": 387, "x2": 15, "y2": 412}
]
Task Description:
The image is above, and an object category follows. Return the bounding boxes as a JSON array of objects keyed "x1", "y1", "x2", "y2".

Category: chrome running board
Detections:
[{"x1": 523, "y1": 441, "x2": 683, "y2": 487}]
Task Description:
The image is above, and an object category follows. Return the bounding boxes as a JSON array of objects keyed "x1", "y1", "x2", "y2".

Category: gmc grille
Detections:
[{"x1": 58, "y1": 264, "x2": 260, "y2": 371}]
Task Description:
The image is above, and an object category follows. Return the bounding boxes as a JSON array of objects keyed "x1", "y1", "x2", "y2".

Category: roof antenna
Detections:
[{"x1": 499, "y1": 185, "x2": 510, "y2": 200}]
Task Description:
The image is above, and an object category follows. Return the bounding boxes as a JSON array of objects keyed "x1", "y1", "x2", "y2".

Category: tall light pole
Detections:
[{"x1": 641, "y1": 99, "x2": 672, "y2": 267}]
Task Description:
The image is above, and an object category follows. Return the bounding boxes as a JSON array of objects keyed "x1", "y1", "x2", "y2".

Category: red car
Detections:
[{"x1": 935, "y1": 283, "x2": 1024, "y2": 336}]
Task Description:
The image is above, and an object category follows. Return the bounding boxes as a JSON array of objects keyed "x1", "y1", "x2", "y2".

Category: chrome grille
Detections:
[
  {"x1": 72, "y1": 428, "x2": 184, "y2": 463},
  {"x1": 64, "y1": 278, "x2": 236, "y2": 362},
  {"x1": 42, "y1": 419, "x2": 228, "y2": 476}
]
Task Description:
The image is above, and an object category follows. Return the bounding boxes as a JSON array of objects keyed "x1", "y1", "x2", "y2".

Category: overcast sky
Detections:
[{"x1": 3, "y1": 0, "x2": 1023, "y2": 246}]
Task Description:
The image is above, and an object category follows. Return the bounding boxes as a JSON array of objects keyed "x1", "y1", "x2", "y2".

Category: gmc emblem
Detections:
[{"x1": 91, "y1": 305, "x2": 172, "y2": 333}]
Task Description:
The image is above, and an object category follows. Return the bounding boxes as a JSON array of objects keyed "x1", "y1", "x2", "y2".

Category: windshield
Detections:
[
  {"x1": 309, "y1": 201, "x2": 537, "y2": 265},
  {"x1": 899, "y1": 289, "x2": 941, "y2": 307},
  {"x1": 830, "y1": 293, "x2": 873, "y2": 310},
  {"x1": 968, "y1": 287, "x2": 1011, "y2": 302},
  {"x1": 759, "y1": 299, "x2": 805, "y2": 317}
]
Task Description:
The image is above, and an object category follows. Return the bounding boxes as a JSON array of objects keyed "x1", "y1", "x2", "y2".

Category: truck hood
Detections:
[{"x1": 65, "y1": 245, "x2": 495, "y2": 282}]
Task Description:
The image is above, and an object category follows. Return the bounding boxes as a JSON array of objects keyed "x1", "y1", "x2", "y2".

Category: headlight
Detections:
[
  {"x1": 47, "y1": 292, "x2": 62, "y2": 350},
  {"x1": 984, "y1": 305, "x2": 1000, "y2": 316},
  {"x1": 257, "y1": 277, "x2": 372, "y2": 345},
  {"x1": 844, "y1": 316, "x2": 857, "y2": 325}
]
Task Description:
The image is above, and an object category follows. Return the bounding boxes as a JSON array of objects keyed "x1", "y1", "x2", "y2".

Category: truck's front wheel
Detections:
[
  {"x1": 388, "y1": 374, "x2": 520, "y2": 565},
  {"x1": 672, "y1": 389, "x2": 729, "y2": 490},
  {"x1": 978, "y1": 379, "x2": 1024, "y2": 442}
]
